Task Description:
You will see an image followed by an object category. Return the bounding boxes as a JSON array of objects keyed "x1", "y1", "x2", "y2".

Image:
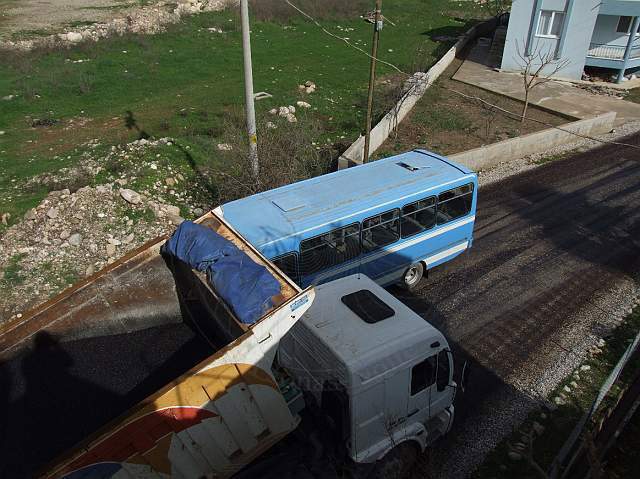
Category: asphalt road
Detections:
[{"x1": 398, "y1": 132, "x2": 640, "y2": 477}]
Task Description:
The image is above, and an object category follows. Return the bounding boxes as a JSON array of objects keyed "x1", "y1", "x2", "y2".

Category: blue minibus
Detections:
[{"x1": 217, "y1": 149, "x2": 477, "y2": 290}]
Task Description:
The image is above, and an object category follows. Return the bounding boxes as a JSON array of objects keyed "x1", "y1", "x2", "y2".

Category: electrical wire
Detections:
[{"x1": 284, "y1": 0, "x2": 640, "y2": 151}]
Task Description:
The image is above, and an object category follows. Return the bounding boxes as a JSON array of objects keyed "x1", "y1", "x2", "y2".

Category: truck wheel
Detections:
[
  {"x1": 401, "y1": 263, "x2": 424, "y2": 290},
  {"x1": 372, "y1": 443, "x2": 418, "y2": 479}
]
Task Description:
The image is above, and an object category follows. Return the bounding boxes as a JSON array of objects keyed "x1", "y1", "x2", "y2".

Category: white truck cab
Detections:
[{"x1": 279, "y1": 274, "x2": 456, "y2": 472}]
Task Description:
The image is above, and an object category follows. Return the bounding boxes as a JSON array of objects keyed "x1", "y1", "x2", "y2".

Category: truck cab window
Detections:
[
  {"x1": 436, "y1": 350, "x2": 450, "y2": 392},
  {"x1": 410, "y1": 356, "x2": 436, "y2": 395}
]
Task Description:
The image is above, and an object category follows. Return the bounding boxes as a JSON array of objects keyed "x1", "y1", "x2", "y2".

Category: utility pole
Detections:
[
  {"x1": 363, "y1": 0, "x2": 383, "y2": 164},
  {"x1": 240, "y1": 0, "x2": 259, "y2": 177}
]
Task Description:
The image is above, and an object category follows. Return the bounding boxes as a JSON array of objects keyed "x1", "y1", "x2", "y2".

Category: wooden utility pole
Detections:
[
  {"x1": 240, "y1": 0, "x2": 259, "y2": 177},
  {"x1": 363, "y1": 0, "x2": 383, "y2": 163}
]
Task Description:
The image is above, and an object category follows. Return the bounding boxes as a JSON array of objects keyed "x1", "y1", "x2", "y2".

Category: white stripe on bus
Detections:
[
  {"x1": 374, "y1": 241, "x2": 469, "y2": 285},
  {"x1": 311, "y1": 216, "x2": 475, "y2": 283}
]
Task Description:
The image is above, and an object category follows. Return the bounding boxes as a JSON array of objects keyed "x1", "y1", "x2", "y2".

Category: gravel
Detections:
[{"x1": 478, "y1": 120, "x2": 640, "y2": 187}]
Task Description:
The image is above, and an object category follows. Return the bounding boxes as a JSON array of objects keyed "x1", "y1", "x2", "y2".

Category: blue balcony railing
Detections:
[{"x1": 587, "y1": 43, "x2": 640, "y2": 60}]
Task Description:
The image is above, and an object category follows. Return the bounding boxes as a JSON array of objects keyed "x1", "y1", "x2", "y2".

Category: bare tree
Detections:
[{"x1": 515, "y1": 40, "x2": 570, "y2": 123}]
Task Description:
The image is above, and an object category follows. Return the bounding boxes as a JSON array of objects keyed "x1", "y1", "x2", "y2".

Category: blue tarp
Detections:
[{"x1": 161, "y1": 221, "x2": 281, "y2": 324}]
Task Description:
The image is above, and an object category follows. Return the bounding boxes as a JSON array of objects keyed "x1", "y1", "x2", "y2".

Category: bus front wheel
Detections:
[{"x1": 402, "y1": 263, "x2": 424, "y2": 290}]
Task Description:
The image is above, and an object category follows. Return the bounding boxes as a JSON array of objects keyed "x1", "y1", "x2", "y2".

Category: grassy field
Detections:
[{"x1": 0, "y1": 0, "x2": 496, "y2": 227}]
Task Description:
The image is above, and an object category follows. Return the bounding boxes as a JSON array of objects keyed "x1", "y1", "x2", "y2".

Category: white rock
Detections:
[
  {"x1": 46, "y1": 207, "x2": 58, "y2": 219},
  {"x1": 163, "y1": 204, "x2": 181, "y2": 217},
  {"x1": 24, "y1": 209, "x2": 37, "y2": 221},
  {"x1": 296, "y1": 101, "x2": 311, "y2": 109},
  {"x1": 288, "y1": 105, "x2": 296, "y2": 114},
  {"x1": 66, "y1": 32, "x2": 83, "y2": 43},
  {"x1": 217, "y1": 143, "x2": 233, "y2": 151},
  {"x1": 0, "y1": 131, "x2": 5, "y2": 135},
  {"x1": 107, "y1": 238, "x2": 122, "y2": 246},
  {"x1": 266, "y1": 121, "x2": 277, "y2": 129},
  {"x1": 69, "y1": 233, "x2": 82, "y2": 246},
  {"x1": 278, "y1": 106, "x2": 290, "y2": 116},
  {"x1": 193, "y1": 207, "x2": 205, "y2": 216},
  {"x1": 85, "y1": 265, "x2": 95, "y2": 276},
  {"x1": 563, "y1": 385, "x2": 571, "y2": 393},
  {"x1": 123, "y1": 233, "x2": 135, "y2": 244},
  {"x1": 106, "y1": 243, "x2": 116, "y2": 257},
  {"x1": 119, "y1": 188, "x2": 142, "y2": 205},
  {"x1": 304, "y1": 80, "x2": 315, "y2": 88},
  {"x1": 580, "y1": 365, "x2": 591, "y2": 371},
  {"x1": 167, "y1": 214, "x2": 184, "y2": 225},
  {"x1": 305, "y1": 86, "x2": 316, "y2": 94},
  {"x1": 88, "y1": 243, "x2": 98, "y2": 253},
  {"x1": 286, "y1": 113, "x2": 297, "y2": 123},
  {"x1": 150, "y1": 163, "x2": 158, "y2": 170},
  {"x1": 59, "y1": 230, "x2": 71, "y2": 240},
  {"x1": 269, "y1": 108, "x2": 278, "y2": 115},
  {"x1": 570, "y1": 381, "x2": 578, "y2": 389}
]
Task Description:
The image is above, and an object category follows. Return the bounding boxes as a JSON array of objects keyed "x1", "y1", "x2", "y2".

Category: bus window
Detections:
[
  {"x1": 401, "y1": 196, "x2": 436, "y2": 238},
  {"x1": 300, "y1": 223, "x2": 361, "y2": 276},
  {"x1": 272, "y1": 252, "x2": 299, "y2": 283},
  {"x1": 362, "y1": 210, "x2": 400, "y2": 253},
  {"x1": 437, "y1": 183, "x2": 474, "y2": 225}
]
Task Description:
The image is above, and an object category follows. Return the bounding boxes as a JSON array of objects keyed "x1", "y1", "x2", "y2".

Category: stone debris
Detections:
[
  {"x1": 217, "y1": 143, "x2": 233, "y2": 151},
  {"x1": 296, "y1": 101, "x2": 311, "y2": 109},
  {"x1": 1, "y1": 1, "x2": 234, "y2": 51},
  {"x1": 46, "y1": 207, "x2": 59, "y2": 219},
  {"x1": 286, "y1": 113, "x2": 298, "y2": 123},
  {"x1": 266, "y1": 121, "x2": 277, "y2": 129},
  {"x1": 0, "y1": 177, "x2": 191, "y2": 320},
  {"x1": 119, "y1": 188, "x2": 142, "y2": 205},
  {"x1": 580, "y1": 364, "x2": 591, "y2": 371}
]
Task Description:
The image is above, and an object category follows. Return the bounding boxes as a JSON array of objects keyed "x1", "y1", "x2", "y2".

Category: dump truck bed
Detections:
[{"x1": 0, "y1": 211, "x2": 314, "y2": 479}]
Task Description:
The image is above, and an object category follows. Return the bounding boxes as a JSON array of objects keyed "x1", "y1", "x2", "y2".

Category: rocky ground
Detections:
[
  {"x1": 0, "y1": 136, "x2": 212, "y2": 322},
  {"x1": 0, "y1": 0, "x2": 233, "y2": 49}
]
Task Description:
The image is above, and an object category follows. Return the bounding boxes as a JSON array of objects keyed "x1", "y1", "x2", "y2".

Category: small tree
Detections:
[{"x1": 515, "y1": 40, "x2": 570, "y2": 123}]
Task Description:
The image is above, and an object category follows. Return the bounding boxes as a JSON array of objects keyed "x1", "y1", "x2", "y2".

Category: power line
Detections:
[{"x1": 284, "y1": 0, "x2": 640, "y2": 152}]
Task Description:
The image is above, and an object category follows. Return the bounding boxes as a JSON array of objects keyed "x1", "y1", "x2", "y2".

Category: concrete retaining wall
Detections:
[
  {"x1": 338, "y1": 18, "x2": 498, "y2": 169},
  {"x1": 449, "y1": 111, "x2": 617, "y2": 170}
]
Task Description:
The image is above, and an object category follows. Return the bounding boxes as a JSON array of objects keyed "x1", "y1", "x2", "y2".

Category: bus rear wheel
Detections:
[{"x1": 401, "y1": 263, "x2": 424, "y2": 290}]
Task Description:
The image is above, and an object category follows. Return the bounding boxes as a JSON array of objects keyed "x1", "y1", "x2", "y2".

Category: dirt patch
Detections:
[{"x1": 374, "y1": 59, "x2": 567, "y2": 160}]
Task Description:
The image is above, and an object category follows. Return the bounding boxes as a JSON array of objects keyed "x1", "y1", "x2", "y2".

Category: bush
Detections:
[{"x1": 211, "y1": 107, "x2": 332, "y2": 203}]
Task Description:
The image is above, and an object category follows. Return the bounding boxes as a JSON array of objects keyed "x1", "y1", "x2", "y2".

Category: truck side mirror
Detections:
[{"x1": 460, "y1": 361, "x2": 470, "y2": 393}]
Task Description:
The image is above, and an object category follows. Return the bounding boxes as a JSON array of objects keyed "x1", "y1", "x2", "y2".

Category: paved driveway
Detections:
[{"x1": 453, "y1": 44, "x2": 640, "y2": 126}]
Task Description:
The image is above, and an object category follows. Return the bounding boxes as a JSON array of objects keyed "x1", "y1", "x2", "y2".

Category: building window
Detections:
[
  {"x1": 536, "y1": 10, "x2": 565, "y2": 38},
  {"x1": 616, "y1": 16, "x2": 640, "y2": 35}
]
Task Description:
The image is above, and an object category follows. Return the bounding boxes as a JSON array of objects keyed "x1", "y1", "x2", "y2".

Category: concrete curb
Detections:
[
  {"x1": 449, "y1": 111, "x2": 617, "y2": 171},
  {"x1": 338, "y1": 18, "x2": 498, "y2": 169}
]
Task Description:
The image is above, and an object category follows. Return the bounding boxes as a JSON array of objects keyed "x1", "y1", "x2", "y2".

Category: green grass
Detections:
[
  {"x1": 473, "y1": 304, "x2": 640, "y2": 479},
  {"x1": 2, "y1": 253, "x2": 25, "y2": 286},
  {"x1": 0, "y1": 0, "x2": 493, "y2": 225},
  {"x1": 533, "y1": 151, "x2": 571, "y2": 165}
]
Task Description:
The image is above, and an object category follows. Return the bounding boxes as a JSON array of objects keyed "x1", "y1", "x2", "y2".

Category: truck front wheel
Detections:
[{"x1": 372, "y1": 443, "x2": 419, "y2": 479}]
